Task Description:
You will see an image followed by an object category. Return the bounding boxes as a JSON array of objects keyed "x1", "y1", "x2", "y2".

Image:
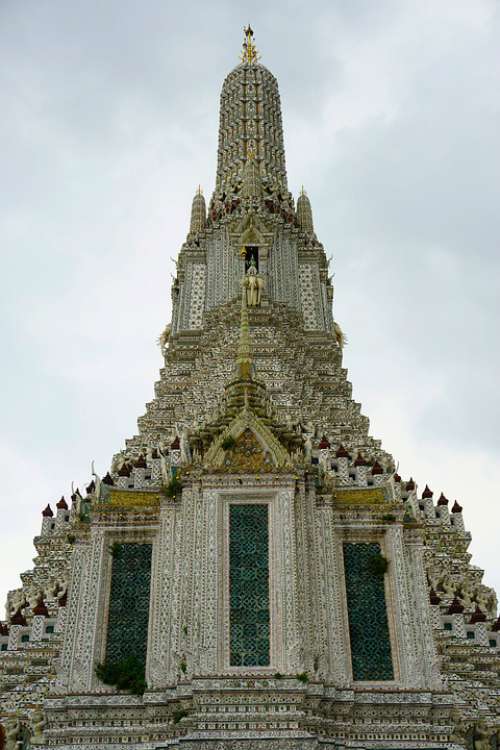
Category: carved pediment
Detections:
[
  {"x1": 234, "y1": 212, "x2": 269, "y2": 248},
  {"x1": 204, "y1": 408, "x2": 291, "y2": 473}
]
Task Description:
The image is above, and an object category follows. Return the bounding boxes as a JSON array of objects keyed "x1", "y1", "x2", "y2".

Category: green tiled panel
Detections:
[
  {"x1": 106, "y1": 543, "x2": 152, "y2": 667},
  {"x1": 229, "y1": 504, "x2": 270, "y2": 666},
  {"x1": 343, "y1": 542, "x2": 394, "y2": 681}
]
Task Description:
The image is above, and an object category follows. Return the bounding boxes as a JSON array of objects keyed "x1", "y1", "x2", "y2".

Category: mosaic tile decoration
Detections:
[
  {"x1": 343, "y1": 542, "x2": 394, "y2": 681},
  {"x1": 106, "y1": 543, "x2": 152, "y2": 667},
  {"x1": 229, "y1": 504, "x2": 270, "y2": 667}
]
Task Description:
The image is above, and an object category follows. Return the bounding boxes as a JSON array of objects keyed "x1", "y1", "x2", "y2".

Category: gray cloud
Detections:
[{"x1": 1, "y1": 0, "x2": 499, "y2": 603}]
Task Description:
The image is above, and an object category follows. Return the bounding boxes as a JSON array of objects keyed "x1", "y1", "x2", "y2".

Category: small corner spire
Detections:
[
  {"x1": 297, "y1": 186, "x2": 314, "y2": 232},
  {"x1": 241, "y1": 24, "x2": 259, "y2": 64},
  {"x1": 189, "y1": 185, "x2": 206, "y2": 234}
]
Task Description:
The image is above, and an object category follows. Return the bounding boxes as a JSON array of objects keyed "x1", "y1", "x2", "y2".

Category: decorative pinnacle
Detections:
[{"x1": 241, "y1": 24, "x2": 259, "y2": 64}]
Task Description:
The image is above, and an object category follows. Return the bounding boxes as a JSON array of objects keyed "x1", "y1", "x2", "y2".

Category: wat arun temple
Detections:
[{"x1": 1, "y1": 27, "x2": 499, "y2": 750}]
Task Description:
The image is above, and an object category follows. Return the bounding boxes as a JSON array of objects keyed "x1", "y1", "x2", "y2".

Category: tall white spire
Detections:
[{"x1": 215, "y1": 27, "x2": 287, "y2": 195}]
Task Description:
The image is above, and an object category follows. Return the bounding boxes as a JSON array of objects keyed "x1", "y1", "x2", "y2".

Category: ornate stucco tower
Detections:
[{"x1": 1, "y1": 27, "x2": 499, "y2": 750}]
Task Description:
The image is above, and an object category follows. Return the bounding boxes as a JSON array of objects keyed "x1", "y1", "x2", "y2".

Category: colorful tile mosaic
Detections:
[
  {"x1": 105, "y1": 543, "x2": 152, "y2": 667},
  {"x1": 343, "y1": 542, "x2": 394, "y2": 681},
  {"x1": 229, "y1": 504, "x2": 270, "y2": 667}
]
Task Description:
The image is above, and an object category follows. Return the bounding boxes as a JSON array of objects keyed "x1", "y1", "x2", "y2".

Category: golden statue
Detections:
[{"x1": 242, "y1": 259, "x2": 264, "y2": 307}]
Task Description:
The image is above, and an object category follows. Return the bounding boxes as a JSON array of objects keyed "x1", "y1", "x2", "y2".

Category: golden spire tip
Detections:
[{"x1": 241, "y1": 24, "x2": 259, "y2": 64}]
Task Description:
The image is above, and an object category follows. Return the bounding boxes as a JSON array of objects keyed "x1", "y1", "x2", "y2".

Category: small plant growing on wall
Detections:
[
  {"x1": 296, "y1": 671, "x2": 309, "y2": 684},
  {"x1": 172, "y1": 708, "x2": 189, "y2": 724},
  {"x1": 109, "y1": 542, "x2": 123, "y2": 560},
  {"x1": 161, "y1": 477, "x2": 182, "y2": 500},
  {"x1": 367, "y1": 552, "x2": 389, "y2": 576},
  {"x1": 95, "y1": 656, "x2": 146, "y2": 695},
  {"x1": 221, "y1": 435, "x2": 236, "y2": 450},
  {"x1": 381, "y1": 514, "x2": 396, "y2": 523},
  {"x1": 403, "y1": 510, "x2": 416, "y2": 524},
  {"x1": 179, "y1": 658, "x2": 187, "y2": 674}
]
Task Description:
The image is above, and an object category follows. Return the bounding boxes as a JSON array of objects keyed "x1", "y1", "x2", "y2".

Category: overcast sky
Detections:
[{"x1": 1, "y1": 0, "x2": 499, "y2": 608}]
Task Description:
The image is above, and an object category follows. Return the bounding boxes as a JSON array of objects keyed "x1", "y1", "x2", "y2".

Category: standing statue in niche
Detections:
[
  {"x1": 158, "y1": 445, "x2": 171, "y2": 485},
  {"x1": 176, "y1": 423, "x2": 192, "y2": 465},
  {"x1": 242, "y1": 259, "x2": 264, "y2": 307},
  {"x1": 303, "y1": 433, "x2": 313, "y2": 463}
]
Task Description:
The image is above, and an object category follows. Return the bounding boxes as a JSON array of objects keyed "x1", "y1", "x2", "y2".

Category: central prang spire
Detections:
[{"x1": 215, "y1": 27, "x2": 288, "y2": 196}]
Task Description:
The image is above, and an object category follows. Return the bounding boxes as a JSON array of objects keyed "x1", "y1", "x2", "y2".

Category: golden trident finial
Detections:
[{"x1": 241, "y1": 24, "x2": 259, "y2": 64}]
